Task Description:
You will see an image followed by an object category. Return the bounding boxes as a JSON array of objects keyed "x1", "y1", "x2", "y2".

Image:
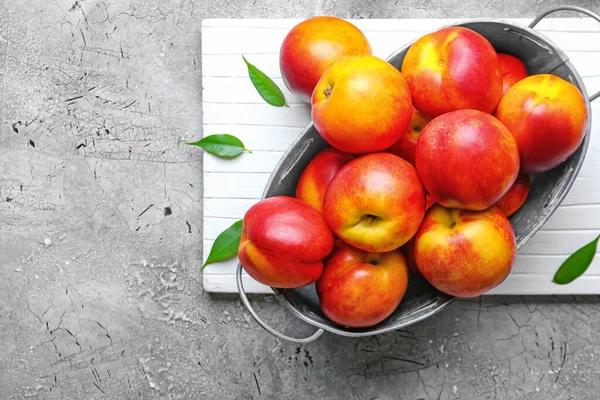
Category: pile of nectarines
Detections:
[{"x1": 238, "y1": 17, "x2": 588, "y2": 329}]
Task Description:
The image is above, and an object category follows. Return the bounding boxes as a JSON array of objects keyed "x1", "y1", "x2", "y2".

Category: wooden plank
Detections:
[
  {"x1": 202, "y1": 18, "x2": 600, "y2": 33},
  {"x1": 202, "y1": 26, "x2": 600, "y2": 55},
  {"x1": 202, "y1": 18, "x2": 494, "y2": 30},
  {"x1": 202, "y1": 251, "x2": 600, "y2": 295},
  {"x1": 204, "y1": 273, "x2": 600, "y2": 296},
  {"x1": 204, "y1": 272, "x2": 600, "y2": 296},
  {"x1": 203, "y1": 273, "x2": 273, "y2": 294},
  {"x1": 202, "y1": 125, "x2": 303, "y2": 152},
  {"x1": 202, "y1": 103, "x2": 311, "y2": 127},
  {"x1": 201, "y1": 89, "x2": 600, "y2": 126},
  {"x1": 488, "y1": 274, "x2": 600, "y2": 295},
  {"x1": 512, "y1": 254, "x2": 600, "y2": 275},
  {"x1": 202, "y1": 145, "x2": 599, "y2": 175},
  {"x1": 202, "y1": 72, "x2": 600, "y2": 106},
  {"x1": 202, "y1": 202, "x2": 600, "y2": 231},
  {"x1": 202, "y1": 252, "x2": 238, "y2": 275},
  {"x1": 203, "y1": 151, "x2": 284, "y2": 173},
  {"x1": 202, "y1": 28, "x2": 424, "y2": 55},
  {"x1": 203, "y1": 215, "x2": 600, "y2": 255},
  {"x1": 201, "y1": 244, "x2": 600, "y2": 277},
  {"x1": 202, "y1": 173, "x2": 600, "y2": 203},
  {"x1": 567, "y1": 52, "x2": 600, "y2": 77},
  {"x1": 203, "y1": 172, "x2": 270, "y2": 199},
  {"x1": 204, "y1": 198, "x2": 259, "y2": 218},
  {"x1": 202, "y1": 77, "x2": 303, "y2": 104},
  {"x1": 541, "y1": 204, "x2": 600, "y2": 230}
]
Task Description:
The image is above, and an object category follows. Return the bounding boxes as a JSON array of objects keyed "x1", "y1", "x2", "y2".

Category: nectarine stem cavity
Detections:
[
  {"x1": 323, "y1": 85, "x2": 333, "y2": 98},
  {"x1": 449, "y1": 209, "x2": 460, "y2": 229},
  {"x1": 366, "y1": 253, "x2": 381, "y2": 266},
  {"x1": 364, "y1": 214, "x2": 378, "y2": 224}
]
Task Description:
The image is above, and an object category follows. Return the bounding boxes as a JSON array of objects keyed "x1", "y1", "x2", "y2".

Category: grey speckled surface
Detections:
[{"x1": 2, "y1": 0, "x2": 600, "y2": 399}]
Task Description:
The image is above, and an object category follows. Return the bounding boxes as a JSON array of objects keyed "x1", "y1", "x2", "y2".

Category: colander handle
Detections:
[
  {"x1": 529, "y1": 5, "x2": 600, "y2": 102},
  {"x1": 236, "y1": 262, "x2": 324, "y2": 344}
]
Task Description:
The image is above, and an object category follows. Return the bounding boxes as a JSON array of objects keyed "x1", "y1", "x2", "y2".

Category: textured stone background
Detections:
[{"x1": 2, "y1": 0, "x2": 600, "y2": 399}]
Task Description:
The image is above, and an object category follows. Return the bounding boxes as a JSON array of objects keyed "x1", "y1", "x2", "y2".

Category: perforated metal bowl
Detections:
[{"x1": 238, "y1": 6, "x2": 600, "y2": 343}]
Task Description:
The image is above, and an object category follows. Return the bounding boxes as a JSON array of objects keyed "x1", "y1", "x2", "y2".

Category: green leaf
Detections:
[
  {"x1": 242, "y1": 55, "x2": 289, "y2": 107},
  {"x1": 203, "y1": 220, "x2": 244, "y2": 269},
  {"x1": 186, "y1": 134, "x2": 251, "y2": 158},
  {"x1": 553, "y1": 234, "x2": 600, "y2": 284}
]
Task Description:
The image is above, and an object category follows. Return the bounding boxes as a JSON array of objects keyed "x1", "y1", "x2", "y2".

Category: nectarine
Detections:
[
  {"x1": 402, "y1": 26, "x2": 503, "y2": 118},
  {"x1": 497, "y1": 53, "x2": 528, "y2": 95},
  {"x1": 415, "y1": 109, "x2": 520, "y2": 211},
  {"x1": 414, "y1": 204, "x2": 516, "y2": 298},
  {"x1": 296, "y1": 147, "x2": 354, "y2": 212},
  {"x1": 238, "y1": 196, "x2": 334, "y2": 288},
  {"x1": 323, "y1": 152, "x2": 425, "y2": 252},
  {"x1": 495, "y1": 74, "x2": 588, "y2": 174},
  {"x1": 386, "y1": 106, "x2": 430, "y2": 166},
  {"x1": 312, "y1": 55, "x2": 413, "y2": 154},
  {"x1": 280, "y1": 17, "x2": 372, "y2": 102},
  {"x1": 316, "y1": 240, "x2": 409, "y2": 328},
  {"x1": 495, "y1": 173, "x2": 530, "y2": 217}
]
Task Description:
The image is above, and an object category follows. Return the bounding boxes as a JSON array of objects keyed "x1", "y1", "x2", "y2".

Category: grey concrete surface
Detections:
[{"x1": 2, "y1": 0, "x2": 600, "y2": 399}]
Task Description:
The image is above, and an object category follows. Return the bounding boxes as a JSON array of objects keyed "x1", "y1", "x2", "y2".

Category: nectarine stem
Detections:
[{"x1": 323, "y1": 85, "x2": 333, "y2": 98}]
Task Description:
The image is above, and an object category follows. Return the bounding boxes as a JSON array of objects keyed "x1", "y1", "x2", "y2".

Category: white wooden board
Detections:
[{"x1": 201, "y1": 18, "x2": 600, "y2": 295}]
